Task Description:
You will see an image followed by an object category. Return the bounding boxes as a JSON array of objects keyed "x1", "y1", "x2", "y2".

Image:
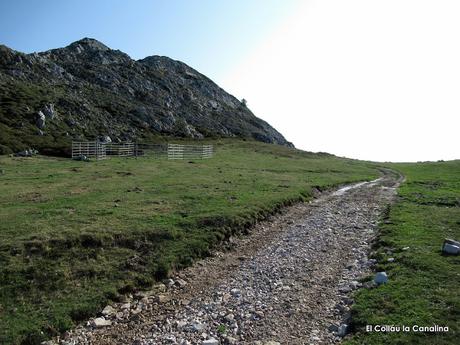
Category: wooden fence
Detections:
[
  {"x1": 71, "y1": 141, "x2": 213, "y2": 160},
  {"x1": 71, "y1": 141, "x2": 106, "y2": 160},
  {"x1": 134, "y1": 143, "x2": 168, "y2": 158},
  {"x1": 167, "y1": 143, "x2": 213, "y2": 160},
  {"x1": 105, "y1": 142, "x2": 135, "y2": 157}
]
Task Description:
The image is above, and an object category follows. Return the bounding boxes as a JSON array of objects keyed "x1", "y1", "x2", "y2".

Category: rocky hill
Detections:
[{"x1": 0, "y1": 38, "x2": 292, "y2": 155}]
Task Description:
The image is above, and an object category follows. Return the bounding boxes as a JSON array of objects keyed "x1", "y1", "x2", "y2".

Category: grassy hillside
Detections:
[
  {"x1": 346, "y1": 160, "x2": 460, "y2": 344},
  {"x1": 0, "y1": 139, "x2": 379, "y2": 344}
]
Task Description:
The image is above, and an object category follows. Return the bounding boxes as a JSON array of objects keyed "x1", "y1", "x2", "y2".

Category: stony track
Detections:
[{"x1": 55, "y1": 171, "x2": 401, "y2": 345}]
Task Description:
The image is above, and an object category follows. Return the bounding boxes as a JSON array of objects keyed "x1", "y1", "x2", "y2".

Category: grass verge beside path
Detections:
[
  {"x1": 346, "y1": 160, "x2": 460, "y2": 345},
  {"x1": 0, "y1": 139, "x2": 378, "y2": 344}
]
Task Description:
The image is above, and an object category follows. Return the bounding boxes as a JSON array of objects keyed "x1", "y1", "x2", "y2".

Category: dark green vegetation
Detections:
[
  {"x1": 0, "y1": 80, "x2": 71, "y2": 156},
  {"x1": 0, "y1": 140, "x2": 378, "y2": 344},
  {"x1": 346, "y1": 160, "x2": 460, "y2": 345}
]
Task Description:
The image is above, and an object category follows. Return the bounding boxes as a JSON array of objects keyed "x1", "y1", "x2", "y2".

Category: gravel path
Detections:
[{"x1": 55, "y1": 171, "x2": 401, "y2": 345}]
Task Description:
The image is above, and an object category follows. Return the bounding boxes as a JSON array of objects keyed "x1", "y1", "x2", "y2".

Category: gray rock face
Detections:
[
  {"x1": 42, "y1": 103, "x2": 56, "y2": 119},
  {"x1": 36, "y1": 111, "x2": 46, "y2": 129},
  {"x1": 0, "y1": 38, "x2": 293, "y2": 153}
]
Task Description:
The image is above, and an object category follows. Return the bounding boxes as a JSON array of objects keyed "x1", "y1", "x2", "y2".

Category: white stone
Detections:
[
  {"x1": 442, "y1": 243, "x2": 460, "y2": 255},
  {"x1": 225, "y1": 336, "x2": 238, "y2": 344},
  {"x1": 202, "y1": 339, "x2": 219, "y2": 345},
  {"x1": 338, "y1": 324, "x2": 349, "y2": 337},
  {"x1": 92, "y1": 317, "x2": 112, "y2": 328},
  {"x1": 175, "y1": 278, "x2": 187, "y2": 287},
  {"x1": 101, "y1": 305, "x2": 116, "y2": 316},
  {"x1": 176, "y1": 320, "x2": 187, "y2": 329},
  {"x1": 191, "y1": 321, "x2": 204, "y2": 332},
  {"x1": 374, "y1": 272, "x2": 388, "y2": 285},
  {"x1": 230, "y1": 288, "x2": 241, "y2": 296}
]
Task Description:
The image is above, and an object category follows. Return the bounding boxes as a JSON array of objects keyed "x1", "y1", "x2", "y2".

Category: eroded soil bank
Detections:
[{"x1": 56, "y1": 171, "x2": 401, "y2": 345}]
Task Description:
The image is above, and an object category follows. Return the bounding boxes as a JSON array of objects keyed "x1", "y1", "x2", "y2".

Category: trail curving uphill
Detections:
[{"x1": 60, "y1": 170, "x2": 402, "y2": 345}]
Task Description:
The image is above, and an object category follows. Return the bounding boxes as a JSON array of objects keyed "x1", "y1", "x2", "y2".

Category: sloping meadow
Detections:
[{"x1": 0, "y1": 139, "x2": 378, "y2": 344}]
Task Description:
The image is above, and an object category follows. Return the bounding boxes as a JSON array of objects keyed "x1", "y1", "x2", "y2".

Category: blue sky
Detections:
[{"x1": 0, "y1": 0, "x2": 299, "y2": 81}]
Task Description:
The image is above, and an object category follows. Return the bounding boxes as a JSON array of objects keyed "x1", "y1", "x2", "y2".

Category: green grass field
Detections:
[
  {"x1": 0, "y1": 139, "x2": 379, "y2": 344},
  {"x1": 346, "y1": 160, "x2": 460, "y2": 345}
]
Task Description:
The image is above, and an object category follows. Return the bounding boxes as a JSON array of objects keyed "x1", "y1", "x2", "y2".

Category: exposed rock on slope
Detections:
[{"x1": 0, "y1": 38, "x2": 292, "y2": 155}]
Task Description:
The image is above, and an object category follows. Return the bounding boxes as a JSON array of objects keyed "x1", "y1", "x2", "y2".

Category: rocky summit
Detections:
[{"x1": 0, "y1": 38, "x2": 292, "y2": 155}]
